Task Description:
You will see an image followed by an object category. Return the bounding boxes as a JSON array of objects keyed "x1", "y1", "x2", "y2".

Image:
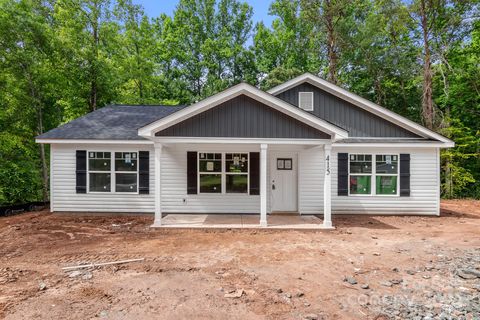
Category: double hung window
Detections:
[
  {"x1": 349, "y1": 154, "x2": 398, "y2": 195},
  {"x1": 88, "y1": 151, "x2": 138, "y2": 193},
  {"x1": 198, "y1": 152, "x2": 249, "y2": 194}
]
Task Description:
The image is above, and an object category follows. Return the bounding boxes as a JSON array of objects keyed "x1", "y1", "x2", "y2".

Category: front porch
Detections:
[
  {"x1": 150, "y1": 140, "x2": 334, "y2": 229},
  {"x1": 159, "y1": 213, "x2": 333, "y2": 230}
]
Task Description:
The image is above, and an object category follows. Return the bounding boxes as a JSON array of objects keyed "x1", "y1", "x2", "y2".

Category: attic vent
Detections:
[{"x1": 299, "y1": 92, "x2": 314, "y2": 111}]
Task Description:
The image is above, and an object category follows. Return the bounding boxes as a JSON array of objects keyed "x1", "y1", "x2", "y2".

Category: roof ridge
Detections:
[{"x1": 108, "y1": 104, "x2": 185, "y2": 107}]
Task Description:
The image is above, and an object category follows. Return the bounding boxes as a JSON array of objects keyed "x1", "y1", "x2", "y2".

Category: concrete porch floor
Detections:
[{"x1": 155, "y1": 214, "x2": 334, "y2": 230}]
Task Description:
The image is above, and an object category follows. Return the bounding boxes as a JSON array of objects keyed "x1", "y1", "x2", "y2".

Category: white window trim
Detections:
[
  {"x1": 87, "y1": 150, "x2": 140, "y2": 195},
  {"x1": 298, "y1": 91, "x2": 314, "y2": 111},
  {"x1": 197, "y1": 152, "x2": 250, "y2": 195},
  {"x1": 348, "y1": 153, "x2": 400, "y2": 197}
]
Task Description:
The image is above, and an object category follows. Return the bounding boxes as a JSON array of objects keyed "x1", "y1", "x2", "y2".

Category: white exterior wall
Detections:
[
  {"x1": 51, "y1": 143, "x2": 155, "y2": 212},
  {"x1": 331, "y1": 147, "x2": 440, "y2": 215},
  {"x1": 298, "y1": 147, "x2": 325, "y2": 214},
  {"x1": 51, "y1": 143, "x2": 440, "y2": 216},
  {"x1": 162, "y1": 144, "x2": 261, "y2": 213}
]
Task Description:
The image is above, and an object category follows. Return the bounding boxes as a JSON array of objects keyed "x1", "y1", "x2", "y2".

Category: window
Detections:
[
  {"x1": 348, "y1": 154, "x2": 399, "y2": 196},
  {"x1": 115, "y1": 152, "x2": 138, "y2": 192},
  {"x1": 277, "y1": 158, "x2": 292, "y2": 170},
  {"x1": 197, "y1": 152, "x2": 249, "y2": 194},
  {"x1": 88, "y1": 151, "x2": 138, "y2": 193},
  {"x1": 375, "y1": 155, "x2": 398, "y2": 195},
  {"x1": 299, "y1": 92, "x2": 314, "y2": 111},
  {"x1": 225, "y1": 153, "x2": 248, "y2": 193},
  {"x1": 88, "y1": 152, "x2": 111, "y2": 192},
  {"x1": 349, "y1": 154, "x2": 372, "y2": 195},
  {"x1": 199, "y1": 153, "x2": 222, "y2": 193}
]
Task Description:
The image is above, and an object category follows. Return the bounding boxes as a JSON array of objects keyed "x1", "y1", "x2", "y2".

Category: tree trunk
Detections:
[
  {"x1": 325, "y1": 0, "x2": 338, "y2": 84},
  {"x1": 38, "y1": 113, "x2": 49, "y2": 203},
  {"x1": 89, "y1": 1, "x2": 100, "y2": 112},
  {"x1": 134, "y1": 42, "x2": 143, "y2": 100},
  {"x1": 24, "y1": 65, "x2": 49, "y2": 202},
  {"x1": 420, "y1": 0, "x2": 434, "y2": 130}
]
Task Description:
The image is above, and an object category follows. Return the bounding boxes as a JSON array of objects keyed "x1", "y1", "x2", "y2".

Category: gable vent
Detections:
[{"x1": 299, "y1": 92, "x2": 314, "y2": 111}]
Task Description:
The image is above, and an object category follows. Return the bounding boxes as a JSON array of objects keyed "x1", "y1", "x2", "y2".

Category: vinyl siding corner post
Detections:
[
  {"x1": 323, "y1": 144, "x2": 333, "y2": 228},
  {"x1": 260, "y1": 144, "x2": 268, "y2": 227},
  {"x1": 151, "y1": 143, "x2": 163, "y2": 227}
]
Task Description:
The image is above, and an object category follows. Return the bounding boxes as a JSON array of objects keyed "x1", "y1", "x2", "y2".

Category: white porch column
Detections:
[
  {"x1": 152, "y1": 143, "x2": 163, "y2": 227},
  {"x1": 323, "y1": 144, "x2": 333, "y2": 228},
  {"x1": 260, "y1": 143, "x2": 268, "y2": 227}
]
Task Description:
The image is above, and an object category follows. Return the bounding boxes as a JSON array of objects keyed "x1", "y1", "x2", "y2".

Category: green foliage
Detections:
[
  {"x1": 0, "y1": 0, "x2": 478, "y2": 204},
  {"x1": 0, "y1": 134, "x2": 42, "y2": 204}
]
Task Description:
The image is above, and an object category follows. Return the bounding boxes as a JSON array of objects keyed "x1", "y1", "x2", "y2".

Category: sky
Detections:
[{"x1": 132, "y1": 0, "x2": 274, "y2": 26}]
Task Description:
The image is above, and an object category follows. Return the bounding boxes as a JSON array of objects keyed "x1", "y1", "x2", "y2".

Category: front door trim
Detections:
[{"x1": 270, "y1": 152, "x2": 298, "y2": 212}]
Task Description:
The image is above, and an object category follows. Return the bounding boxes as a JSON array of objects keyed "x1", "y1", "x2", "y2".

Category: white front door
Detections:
[{"x1": 271, "y1": 152, "x2": 298, "y2": 212}]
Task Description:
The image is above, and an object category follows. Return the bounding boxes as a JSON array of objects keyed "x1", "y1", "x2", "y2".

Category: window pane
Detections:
[
  {"x1": 199, "y1": 174, "x2": 221, "y2": 193},
  {"x1": 226, "y1": 174, "x2": 248, "y2": 193},
  {"x1": 115, "y1": 173, "x2": 137, "y2": 192},
  {"x1": 226, "y1": 153, "x2": 248, "y2": 173},
  {"x1": 88, "y1": 152, "x2": 111, "y2": 171},
  {"x1": 89, "y1": 173, "x2": 111, "y2": 192},
  {"x1": 115, "y1": 152, "x2": 138, "y2": 171},
  {"x1": 376, "y1": 176, "x2": 397, "y2": 195},
  {"x1": 199, "y1": 159, "x2": 222, "y2": 172},
  {"x1": 350, "y1": 154, "x2": 372, "y2": 174},
  {"x1": 89, "y1": 159, "x2": 111, "y2": 171},
  {"x1": 376, "y1": 155, "x2": 398, "y2": 174},
  {"x1": 350, "y1": 176, "x2": 371, "y2": 194}
]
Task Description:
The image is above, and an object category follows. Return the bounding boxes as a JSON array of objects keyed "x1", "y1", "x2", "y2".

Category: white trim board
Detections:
[
  {"x1": 36, "y1": 139, "x2": 153, "y2": 145},
  {"x1": 267, "y1": 73, "x2": 453, "y2": 145},
  {"x1": 154, "y1": 137, "x2": 332, "y2": 145},
  {"x1": 333, "y1": 142, "x2": 453, "y2": 148},
  {"x1": 138, "y1": 82, "x2": 348, "y2": 140}
]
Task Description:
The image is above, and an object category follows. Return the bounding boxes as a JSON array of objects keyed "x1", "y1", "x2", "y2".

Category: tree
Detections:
[{"x1": 0, "y1": 0, "x2": 60, "y2": 202}]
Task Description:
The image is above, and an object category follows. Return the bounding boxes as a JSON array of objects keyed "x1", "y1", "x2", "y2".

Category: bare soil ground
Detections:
[{"x1": 0, "y1": 200, "x2": 479, "y2": 320}]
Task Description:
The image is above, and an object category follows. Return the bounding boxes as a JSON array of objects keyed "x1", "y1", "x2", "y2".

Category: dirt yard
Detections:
[{"x1": 0, "y1": 200, "x2": 479, "y2": 320}]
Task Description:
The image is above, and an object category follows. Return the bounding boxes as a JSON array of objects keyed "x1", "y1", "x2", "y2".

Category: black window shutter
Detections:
[
  {"x1": 138, "y1": 151, "x2": 149, "y2": 194},
  {"x1": 76, "y1": 150, "x2": 87, "y2": 193},
  {"x1": 400, "y1": 154, "x2": 410, "y2": 197},
  {"x1": 338, "y1": 153, "x2": 348, "y2": 196},
  {"x1": 187, "y1": 151, "x2": 197, "y2": 194},
  {"x1": 249, "y1": 152, "x2": 260, "y2": 195}
]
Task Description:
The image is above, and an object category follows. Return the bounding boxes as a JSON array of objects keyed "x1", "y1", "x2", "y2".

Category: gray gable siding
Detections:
[
  {"x1": 276, "y1": 83, "x2": 421, "y2": 138},
  {"x1": 156, "y1": 94, "x2": 330, "y2": 139}
]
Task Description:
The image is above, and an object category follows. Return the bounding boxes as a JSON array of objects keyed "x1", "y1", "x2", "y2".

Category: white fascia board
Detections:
[
  {"x1": 154, "y1": 137, "x2": 332, "y2": 145},
  {"x1": 268, "y1": 73, "x2": 454, "y2": 145},
  {"x1": 35, "y1": 139, "x2": 153, "y2": 145},
  {"x1": 333, "y1": 142, "x2": 454, "y2": 148},
  {"x1": 138, "y1": 82, "x2": 348, "y2": 139}
]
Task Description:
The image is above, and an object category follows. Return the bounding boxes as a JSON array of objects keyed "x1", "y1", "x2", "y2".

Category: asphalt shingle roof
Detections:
[
  {"x1": 335, "y1": 138, "x2": 434, "y2": 143},
  {"x1": 37, "y1": 105, "x2": 186, "y2": 140}
]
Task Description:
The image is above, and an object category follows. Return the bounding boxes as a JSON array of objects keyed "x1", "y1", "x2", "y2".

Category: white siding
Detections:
[
  {"x1": 298, "y1": 147, "x2": 325, "y2": 214},
  {"x1": 51, "y1": 144, "x2": 155, "y2": 212},
  {"x1": 51, "y1": 143, "x2": 440, "y2": 216},
  {"x1": 331, "y1": 147, "x2": 440, "y2": 215},
  {"x1": 162, "y1": 144, "x2": 260, "y2": 213}
]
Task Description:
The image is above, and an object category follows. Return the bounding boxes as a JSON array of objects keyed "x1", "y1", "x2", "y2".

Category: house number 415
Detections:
[{"x1": 326, "y1": 155, "x2": 330, "y2": 175}]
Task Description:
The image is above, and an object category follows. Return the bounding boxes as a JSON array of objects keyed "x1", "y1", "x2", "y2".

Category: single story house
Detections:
[{"x1": 36, "y1": 73, "x2": 454, "y2": 228}]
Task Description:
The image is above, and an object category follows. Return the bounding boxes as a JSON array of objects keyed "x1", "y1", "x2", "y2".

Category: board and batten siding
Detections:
[
  {"x1": 276, "y1": 82, "x2": 421, "y2": 138},
  {"x1": 50, "y1": 143, "x2": 155, "y2": 212}
]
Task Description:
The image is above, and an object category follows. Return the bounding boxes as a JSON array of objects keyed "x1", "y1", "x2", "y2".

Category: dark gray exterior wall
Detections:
[
  {"x1": 275, "y1": 83, "x2": 421, "y2": 138},
  {"x1": 156, "y1": 94, "x2": 330, "y2": 139}
]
